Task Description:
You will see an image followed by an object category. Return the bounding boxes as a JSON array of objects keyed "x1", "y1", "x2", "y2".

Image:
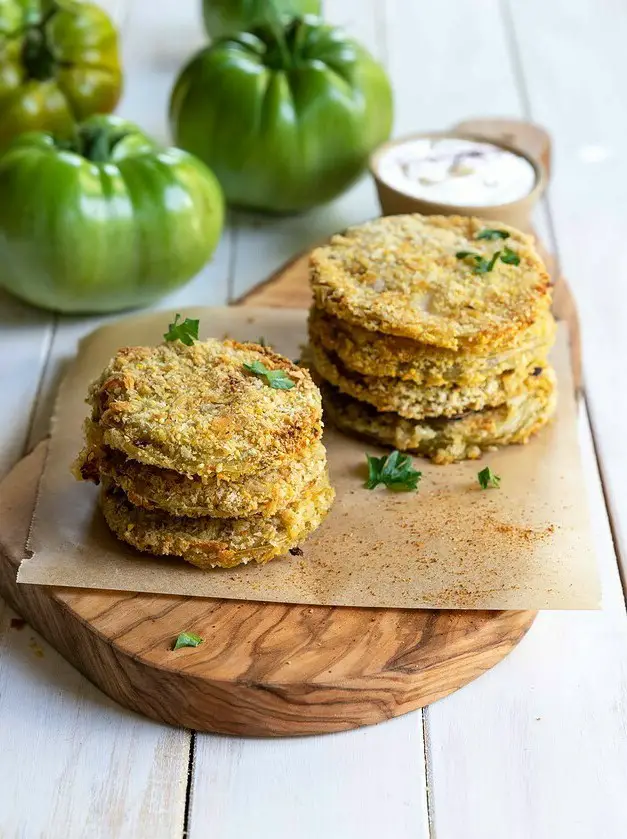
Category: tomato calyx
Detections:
[
  {"x1": 21, "y1": 25, "x2": 56, "y2": 81},
  {"x1": 58, "y1": 124, "x2": 133, "y2": 163},
  {"x1": 245, "y1": 16, "x2": 312, "y2": 72}
]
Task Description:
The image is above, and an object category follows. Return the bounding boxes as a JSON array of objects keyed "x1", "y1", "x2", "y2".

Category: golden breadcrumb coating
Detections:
[
  {"x1": 100, "y1": 472, "x2": 335, "y2": 569},
  {"x1": 308, "y1": 338, "x2": 549, "y2": 420},
  {"x1": 310, "y1": 214, "x2": 551, "y2": 351},
  {"x1": 83, "y1": 339, "x2": 322, "y2": 479},
  {"x1": 308, "y1": 306, "x2": 556, "y2": 387},
  {"x1": 78, "y1": 440, "x2": 327, "y2": 518},
  {"x1": 320, "y1": 367, "x2": 557, "y2": 464}
]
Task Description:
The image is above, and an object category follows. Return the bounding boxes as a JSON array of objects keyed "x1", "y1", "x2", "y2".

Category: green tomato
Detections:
[
  {"x1": 170, "y1": 17, "x2": 393, "y2": 214},
  {"x1": 202, "y1": 0, "x2": 321, "y2": 38},
  {"x1": 0, "y1": 115, "x2": 224, "y2": 314},
  {"x1": 0, "y1": 0, "x2": 123, "y2": 153}
]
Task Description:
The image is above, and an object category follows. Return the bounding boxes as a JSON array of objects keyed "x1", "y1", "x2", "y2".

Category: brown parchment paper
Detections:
[{"x1": 20, "y1": 307, "x2": 600, "y2": 609}]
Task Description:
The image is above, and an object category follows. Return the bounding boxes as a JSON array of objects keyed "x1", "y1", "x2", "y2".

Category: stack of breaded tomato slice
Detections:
[
  {"x1": 74, "y1": 337, "x2": 334, "y2": 569},
  {"x1": 308, "y1": 213, "x2": 557, "y2": 464}
]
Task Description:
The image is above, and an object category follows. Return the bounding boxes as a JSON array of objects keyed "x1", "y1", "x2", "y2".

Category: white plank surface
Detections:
[
  {"x1": 506, "y1": 0, "x2": 627, "y2": 587},
  {"x1": 385, "y1": 0, "x2": 518, "y2": 134},
  {"x1": 0, "y1": 599, "x2": 190, "y2": 839},
  {"x1": 0, "y1": 292, "x2": 52, "y2": 478},
  {"x1": 114, "y1": 0, "x2": 207, "y2": 145},
  {"x1": 426, "y1": 405, "x2": 627, "y2": 839},
  {"x1": 190, "y1": 715, "x2": 429, "y2": 839},
  {"x1": 0, "y1": 0, "x2": 626, "y2": 836}
]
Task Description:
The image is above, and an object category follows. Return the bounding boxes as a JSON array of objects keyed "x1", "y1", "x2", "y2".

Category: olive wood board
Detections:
[
  {"x1": 0, "y1": 444, "x2": 538, "y2": 736},
  {"x1": 0, "y1": 117, "x2": 582, "y2": 736}
]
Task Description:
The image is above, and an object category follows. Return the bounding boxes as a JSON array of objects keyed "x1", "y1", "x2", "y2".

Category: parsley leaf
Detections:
[
  {"x1": 365, "y1": 450, "x2": 422, "y2": 491},
  {"x1": 456, "y1": 248, "x2": 519, "y2": 273},
  {"x1": 477, "y1": 466, "x2": 501, "y2": 489},
  {"x1": 163, "y1": 314, "x2": 199, "y2": 346},
  {"x1": 476, "y1": 228, "x2": 510, "y2": 240},
  {"x1": 483, "y1": 251, "x2": 502, "y2": 273},
  {"x1": 500, "y1": 246, "x2": 520, "y2": 265},
  {"x1": 243, "y1": 360, "x2": 295, "y2": 390},
  {"x1": 456, "y1": 250, "x2": 486, "y2": 272},
  {"x1": 172, "y1": 631, "x2": 203, "y2": 650},
  {"x1": 456, "y1": 250, "x2": 500, "y2": 274}
]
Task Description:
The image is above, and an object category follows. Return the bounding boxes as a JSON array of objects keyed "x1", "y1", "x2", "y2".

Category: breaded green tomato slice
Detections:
[
  {"x1": 86, "y1": 339, "x2": 322, "y2": 479},
  {"x1": 100, "y1": 472, "x2": 335, "y2": 570},
  {"x1": 321, "y1": 366, "x2": 557, "y2": 464},
  {"x1": 308, "y1": 306, "x2": 556, "y2": 387},
  {"x1": 310, "y1": 214, "x2": 552, "y2": 351},
  {"x1": 309, "y1": 338, "x2": 547, "y2": 420},
  {"x1": 78, "y1": 438, "x2": 327, "y2": 518}
]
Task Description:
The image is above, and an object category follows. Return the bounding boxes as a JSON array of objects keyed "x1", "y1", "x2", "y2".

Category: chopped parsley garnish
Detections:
[
  {"x1": 243, "y1": 360, "x2": 295, "y2": 389},
  {"x1": 365, "y1": 450, "x2": 422, "y2": 491},
  {"x1": 477, "y1": 466, "x2": 501, "y2": 489},
  {"x1": 163, "y1": 314, "x2": 199, "y2": 346},
  {"x1": 476, "y1": 228, "x2": 510, "y2": 241},
  {"x1": 456, "y1": 250, "x2": 501, "y2": 274},
  {"x1": 258, "y1": 336, "x2": 268, "y2": 347},
  {"x1": 456, "y1": 248, "x2": 519, "y2": 273},
  {"x1": 500, "y1": 246, "x2": 521, "y2": 265},
  {"x1": 172, "y1": 631, "x2": 204, "y2": 650}
]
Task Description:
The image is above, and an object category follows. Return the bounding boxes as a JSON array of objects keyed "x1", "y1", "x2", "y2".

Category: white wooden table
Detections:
[{"x1": 2, "y1": 1, "x2": 627, "y2": 836}]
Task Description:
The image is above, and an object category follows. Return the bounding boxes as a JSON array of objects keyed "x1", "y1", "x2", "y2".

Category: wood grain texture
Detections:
[
  {"x1": 0, "y1": 443, "x2": 535, "y2": 736},
  {"x1": 0, "y1": 6, "x2": 195, "y2": 837}
]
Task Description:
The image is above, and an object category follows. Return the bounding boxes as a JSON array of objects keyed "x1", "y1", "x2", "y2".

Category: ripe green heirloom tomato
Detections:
[
  {"x1": 170, "y1": 16, "x2": 393, "y2": 213},
  {"x1": 0, "y1": 115, "x2": 224, "y2": 314},
  {"x1": 202, "y1": 0, "x2": 321, "y2": 38},
  {"x1": 0, "y1": 0, "x2": 122, "y2": 152}
]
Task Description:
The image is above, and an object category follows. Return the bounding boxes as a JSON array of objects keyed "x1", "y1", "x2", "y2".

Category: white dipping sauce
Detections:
[{"x1": 378, "y1": 137, "x2": 537, "y2": 207}]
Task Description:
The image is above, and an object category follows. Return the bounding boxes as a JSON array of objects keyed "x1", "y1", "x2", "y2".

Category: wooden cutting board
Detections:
[{"x1": 0, "y1": 118, "x2": 577, "y2": 736}]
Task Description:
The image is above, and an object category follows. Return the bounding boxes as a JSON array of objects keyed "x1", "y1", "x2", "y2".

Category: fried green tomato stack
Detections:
[
  {"x1": 73, "y1": 338, "x2": 334, "y2": 569},
  {"x1": 308, "y1": 213, "x2": 557, "y2": 464}
]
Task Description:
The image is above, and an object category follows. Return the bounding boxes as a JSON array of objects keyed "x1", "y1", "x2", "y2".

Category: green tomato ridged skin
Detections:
[
  {"x1": 0, "y1": 115, "x2": 224, "y2": 314},
  {"x1": 202, "y1": 0, "x2": 321, "y2": 38},
  {"x1": 170, "y1": 18, "x2": 393, "y2": 213}
]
